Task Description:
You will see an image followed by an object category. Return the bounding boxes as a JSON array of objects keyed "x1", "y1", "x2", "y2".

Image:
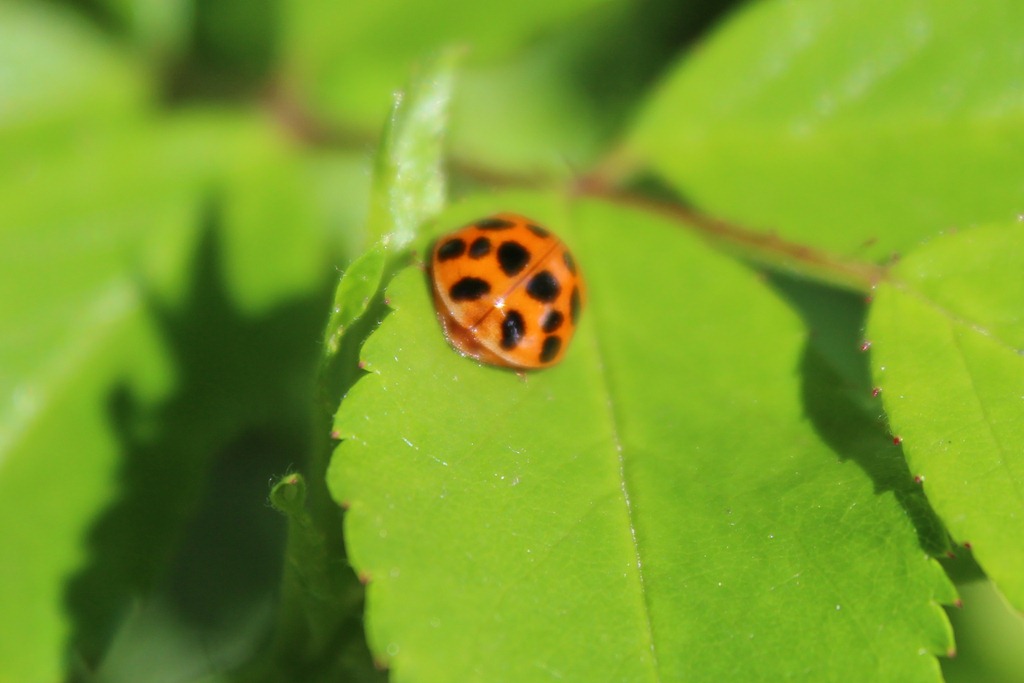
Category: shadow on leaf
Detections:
[
  {"x1": 771, "y1": 274, "x2": 950, "y2": 557},
  {"x1": 62, "y1": 201, "x2": 375, "y2": 681}
]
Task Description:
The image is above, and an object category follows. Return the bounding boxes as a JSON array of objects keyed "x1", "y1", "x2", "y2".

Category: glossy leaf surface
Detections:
[
  {"x1": 868, "y1": 222, "x2": 1024, "y2": 609},
  {"x1": 331, "y1": 194, "x2": 954, "y2": 681}
]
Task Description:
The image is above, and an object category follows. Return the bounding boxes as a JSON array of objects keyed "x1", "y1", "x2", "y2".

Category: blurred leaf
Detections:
[
  {"x1": 282, "y1": 0, "x2": 609, "y2": 127},
  {"x1": 943, "y1": 579, "x2": 1024, "y2": 683},
  {"x1": 448, "y1": 45, "x2": 601, "y2": 177},
  {"x1": 365, "y1": 48, "x2": 460, "y2": 251},
  {"x1": 450, "y1": 0, "x2": 736, "y2": 176},
  {"x1": 82, "y1": 427, "x2": 299, "y2": 683},
  {"x1": 0, "y1": 112, "x2": 331, "y2": 408},
  {"x1": 65, "y1": 0, "x2": 193, "y2": 57},
  {"x1": 262, "y1": 473, "x2": 383, "y2": 683},
  {"x1": 0, "y1": 9, "x2": 161, "y2": 674},
  {"x1": 302, "y1": 152, "x2": 372, "y2": 264},
  {"x1": 0, "y1": 117, "x2": 193, "y2": 676},
  {"x1": 330, "y1": 193, "x2": 954, "y2": 681},
  {"x1": 284, "y1": 0, "x2": 729, "y2": 176},
  {"x1": 629, "y1": 0, "x2": 1024, "y2": 261},
  {"x1": 0, "y1": 0, "x2": 148, "y2": 150},
  {"x1": 121, "y1": 0, "x2": 192, "y2": 56},
  {"x1": 0, "y1": 288, "x2": 167, "y2": 683},
  {"x1": 0, "y1": 98, "x2": 338, "y2": 681},
  {"x1": 867, "y1": 221, "x2": 1024, "y2": 609},
  {"x1": 192, "y1": 0, "x2": 275, "y2": 80},
  {"x1": 215, "y1": 118, "x2": 332, "y2": 312}
]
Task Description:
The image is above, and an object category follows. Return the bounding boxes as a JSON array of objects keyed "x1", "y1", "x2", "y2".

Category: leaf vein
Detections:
[
  {"x1": 946, "y1": 317, "x2": 1024, "y2": 510},
  {"x1": 588, "y1": 321, "x2": 662, "y2": 681}
]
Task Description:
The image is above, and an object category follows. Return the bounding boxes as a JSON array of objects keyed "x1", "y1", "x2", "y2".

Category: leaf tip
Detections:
[{"x1": 269, "y1": 473, "x2": 307, "y2": 515}]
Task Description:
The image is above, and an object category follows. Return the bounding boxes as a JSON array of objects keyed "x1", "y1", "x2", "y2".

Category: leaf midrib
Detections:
[{"x1": 586, "y1": 298, "x2": 662, "y2": 682}]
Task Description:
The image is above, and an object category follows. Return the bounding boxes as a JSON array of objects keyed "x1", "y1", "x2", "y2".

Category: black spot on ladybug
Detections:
[
  {"x1": 528, "y1": 224, "x2": 550, "y2": 238},
  {"x1": 540, "y1": 335, "x2": 562, "y2": 363},
  {"x1": 570, "y1": 286, "x2": 581, "y2": 324},
  {"x1": 541, "y1": 310, "x2": 563, "y2": 333},
  {"x1": 476, "y1": 217, "x2": 516, "y2": 230},
  {"x1": 501, "y1": 310, "x2": 526, "y2": 349},
  {"x1": 497, "y1": 241, "x2": 531, "y2": 277},
  {"x1": 563, "y1": 250, "x2": 576, "y2": 274},
  {"x1": 450, "y1": 277, "x2": 491, "y2": 301},
  {"x1": 469, "y1": 237, "x2": 491, "y2": 258},
  {"x1": 526, "y1": 271, "x2": 560, "y2": 302},
  {"x1": 437, "y1": 238, "x2": 466, "y2": 261}
]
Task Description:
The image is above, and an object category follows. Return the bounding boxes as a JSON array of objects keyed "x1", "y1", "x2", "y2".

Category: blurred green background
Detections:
[{"x1": 1, "y1": 0, "x2": 1022, "y2": 681}]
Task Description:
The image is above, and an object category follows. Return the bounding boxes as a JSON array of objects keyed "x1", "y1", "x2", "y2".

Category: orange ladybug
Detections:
[{"x1": 429, "y1": 213, "x2": 584, "y2": 369}]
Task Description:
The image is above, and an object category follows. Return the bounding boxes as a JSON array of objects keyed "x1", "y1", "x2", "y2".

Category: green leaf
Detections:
[
  {"x1": 0, "y1": 144, "x2": 178, "y2": 677},
  {"x1": 0, "y1": 10, "x2": 161, "y2": 672},
  {"x1": 942, "y1": 578, "x2": 1024, "y2": 683},
  {"x1": 0, "y1": 291, "x2": 167, "y2": 683},
  {"x1": 323, "y1": 49, "x2": 459, "y2": 369},
  {"x1": 283, "y1": 2, "x2": 707, "y2": 176},
  {"x1": 365, "y1": 48, "x2": 460, "y2": 251},
  {"x1": 75, "y1": 0, "x2": 193, "y2": 58},
  {"x1": 449, "y1": 49, "x2": 603, "y2": 176},
  {"x1": 215, "y1": 118, "x2": 332, "y2": 312},
  {"x1": 446, "y1": 0, "x2": 687, "y2": 177},
  {"x1": 324, "y1": 246, "x2": 388, "y2": 357},
  {"x1": 330, "y1": 194, "x2": 954, "y2": 681},
  {"x1": 304, "y1": 152, "x2": 373, "y2": 264},
  {"x1": 0, "y1": 108, "x2": 336, "y2": 681},
  {"x1": 268, "y1": 474, "x2": 374, "y2": 672},
  {"x1": 867, "y1": 221, "x2": 1024, "y2": 609},
  {"x1": 0, "y1": 1, "x2": 148, "y2": 149},
  {"x1": 283, "y1": 0, "x2": 608, "y2": 128},
  {"x1": 629, "y1": 0, "x2": 1024, "y2": 261}
]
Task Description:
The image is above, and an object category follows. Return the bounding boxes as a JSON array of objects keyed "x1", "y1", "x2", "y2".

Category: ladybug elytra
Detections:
[{"x1": 429, "y1": 213, "x2": 584, "y2": 369}]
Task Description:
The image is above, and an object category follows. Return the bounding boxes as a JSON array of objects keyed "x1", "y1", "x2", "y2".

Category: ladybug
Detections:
[{"x1": 429, "y1": 213, "x2": 584, "y2": 369}]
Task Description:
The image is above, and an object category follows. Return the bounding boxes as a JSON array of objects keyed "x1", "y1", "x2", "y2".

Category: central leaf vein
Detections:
[{"x1": 588, "y1": 325, "x2": 662, "y2": 681}]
